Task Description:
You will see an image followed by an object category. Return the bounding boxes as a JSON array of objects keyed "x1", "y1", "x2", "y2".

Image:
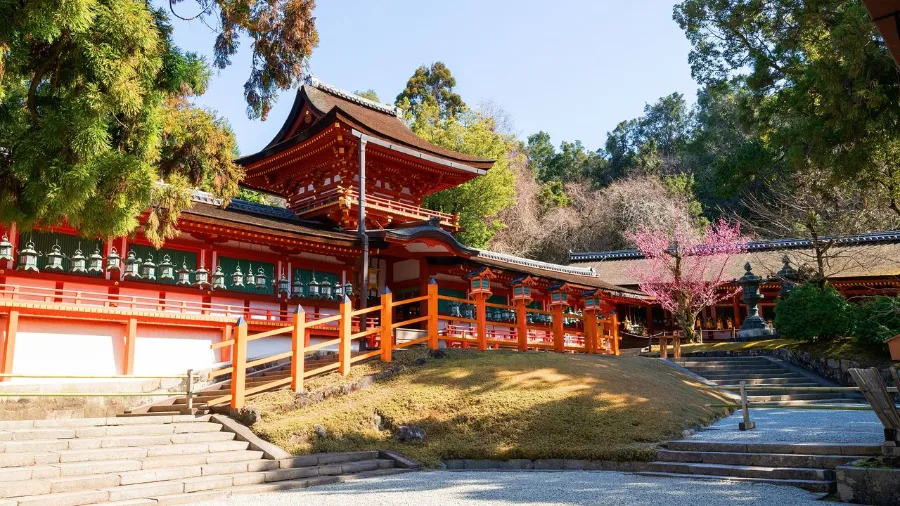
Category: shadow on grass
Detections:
[{"x1": 252, "y1": 349, "x2": 733, "y2": 466}]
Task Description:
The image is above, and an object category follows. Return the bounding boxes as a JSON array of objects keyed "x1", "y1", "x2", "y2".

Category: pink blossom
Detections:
[{"x1": 625, "y1": 219, "x2": 748, "y2": 330}]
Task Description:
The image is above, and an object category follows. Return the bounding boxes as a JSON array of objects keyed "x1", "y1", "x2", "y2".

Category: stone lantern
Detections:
[
  {"x1": 737, "y1": 262, "x2": 775, "y2": 340},
  {"x1": 776, "y1": 255, "x2": 797, "y2": 299}
]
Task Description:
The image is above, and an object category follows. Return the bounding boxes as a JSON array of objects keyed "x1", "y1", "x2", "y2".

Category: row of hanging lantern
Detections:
[{"x1": 2, "y1": 235, "x2": 355, "y2": 300}]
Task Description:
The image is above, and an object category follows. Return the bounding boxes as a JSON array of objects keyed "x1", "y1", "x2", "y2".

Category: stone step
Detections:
[
  {"x1": 697, "y1": 372, "x2": 805, "y2": 380},
  {"x1": 745, "y1": 400, "x2": 869, "y2": 407},
  {"x1": 745, "y1": 393, "x2": 851, "y2": 402},
  {"x1": 685, "y1": 364, "x2": 786, "y2": 371},
  {"x1": 0, "y1": 416, "x2": 211, "y2": 431},
  {"x1": 689, "y1": 367, "x2": 791, "y2": 373},
  {"x1": 636, "y1": 471, "x2": 833, "y2": 493},
  {"x1": 707, "y1": 377, "x2": 815, "y2": 385},
  {"x1": 0, "y1": 424, "x2": 225, "y2": 455},
  {"x1": 0, "y1": 440, "x2": 251, "y2": 468},
  {"x1": 646, "y1": 461, "x2": 832, "y2": 481},
  {"x1": 675, "y1": 360, "x2": 775, "y2": 366},
  {"x1": 656, "y1": 450, "x2": 860, "y2": 469},
  {"x1": 5, "y1": 459, "x2": 398, "y2": 505},
  {"x1": 666, "y1": 441, "x2": 881, "y2": 456}
]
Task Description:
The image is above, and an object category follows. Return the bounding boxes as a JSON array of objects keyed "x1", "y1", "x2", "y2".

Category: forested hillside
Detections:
[{"x1": 395, "y1": 0, "x2": 900, "y2": 263}]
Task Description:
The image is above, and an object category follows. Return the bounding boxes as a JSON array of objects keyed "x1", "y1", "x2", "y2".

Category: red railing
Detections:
[{"x1": 292, "y1": 187, "x2": 458, "y2": 228}]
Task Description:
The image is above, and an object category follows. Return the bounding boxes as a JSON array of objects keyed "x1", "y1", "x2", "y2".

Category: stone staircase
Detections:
[
  {"x1": 641, "y1": 440, "x2": 880, "y2": 492},
  {"x1": 673, "y1": 356, "x2": 862, "y2": 406},
  {"x1": 0, "y1": 414, "x2": 413, "y2": 505}
]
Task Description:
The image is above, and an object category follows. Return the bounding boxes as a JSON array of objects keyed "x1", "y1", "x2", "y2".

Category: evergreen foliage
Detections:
[
  {"x1": 853, "y1": 296, "x2": 900, "y2": 346},
  {"x1": 774, "y1": 284, "x2": 853, "y2": 342},
  {"x1": 0, "y1": 0, "x2": 317, "y2": 247}
]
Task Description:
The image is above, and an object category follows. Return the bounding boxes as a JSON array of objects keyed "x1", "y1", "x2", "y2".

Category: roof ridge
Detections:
[
  {"x1": 569, "y1": 230, "x2": 900, "y2": 263},
  {"x1": 476, "y1": 250, "x2": 597, "y2": 277},
  {"x1": 306, "y1": 76, "x2": 404, "y2": 118}
]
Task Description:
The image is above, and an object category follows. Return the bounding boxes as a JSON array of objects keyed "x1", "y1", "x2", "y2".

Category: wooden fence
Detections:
[{"x1": 212, "y1": 280, "x2": 621, "y2": 409}]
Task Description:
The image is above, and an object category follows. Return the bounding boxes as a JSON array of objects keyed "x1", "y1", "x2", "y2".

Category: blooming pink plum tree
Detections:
[{"x1": 626, "y1": 219, "x2": 748, "y2": 342}]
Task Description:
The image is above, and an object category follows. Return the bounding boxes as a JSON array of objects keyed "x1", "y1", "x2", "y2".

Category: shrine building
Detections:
[{"x1": 0, "y1": 79, "x2": 645, "y2": 381}]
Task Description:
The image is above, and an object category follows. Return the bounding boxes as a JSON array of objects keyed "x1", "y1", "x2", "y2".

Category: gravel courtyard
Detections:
[
  {"x1": 196, "y1": 471, "x2": 827, "y2": 506},
  {"x1": 689, "y1": 407, "x2": 883, "y2": 444}
]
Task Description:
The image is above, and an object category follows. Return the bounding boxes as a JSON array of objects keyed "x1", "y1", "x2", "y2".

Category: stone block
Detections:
[
  {"x1": 17, "y1": 489, "x2": 109, "y2": 506},
  {"x1": 181, "y1": 474, "x2": 234, "y2": 493},
  {"x1": 105, "y1": 481, "x2": 184, "y2": 502},
  {"x1": 49, "y1": 473, "x2": 120, "y2": 493},
  {"x1": 119, "y1": 466, "x2": 201, "y2": 485},
  {"x1": 279, "y1": 455, "x2": 318, "y2": 469},
  {"x1": 533, "y1": 459, "x2": 566, "y2": 470},
  {"x1": 837, "y1": 464, "x2": 900, "y2": 506}
]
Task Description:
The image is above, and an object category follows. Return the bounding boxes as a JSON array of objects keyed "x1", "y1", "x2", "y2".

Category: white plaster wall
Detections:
[
  {"x1": 163, "y1": 292, "x2": 204, "y2": 315},
  {"x1": 11, "y1": 318, "x2": 123, "y2": 382},
  {"x1": 392, "y1": 259, "x2": 419, "y2": 282},
  {"x1": 133, "y1": 325, "x2": 218, "y2": 375}
]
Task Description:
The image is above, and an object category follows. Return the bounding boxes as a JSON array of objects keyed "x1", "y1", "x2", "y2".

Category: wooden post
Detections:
[
  {"x1": 659, "y1": 334, "x2": 668, "y2": 359},
  {"x1": 339, "y1": 295, "x2": 352, "y2": 376},
  {"x1": 516, "y1": 300, "x2": 528, "y2": 352},
  {"x1": 611, "y1": 311, "x2": 620, "y2": 356},
  {"x1": 551, "y1": 306, "x2": 564, "y2": 353},
  {"x1": 124, "y1": 317, "x2": 137, "y2": 375},
  {"x1": 381, "y1": 289, "x2": 393, "y2": 363},
  {"x1": 732, "y1": 294, "x2": 741, "y2": 329},
  {"x1": 585, "y1": 310, "x2": 598, "y2": 354},
  {"x1": 475, "y1": 293, "x2": 487, "y2": 351},
  {"x1": 427, "y1": 278, "x2": 439, "y2": 350},
  {"x1": 230, "y1": 317, "x2": 248, "y2": 409},
  {"x1": 220, "y1": 324, "x2": 233, "y2": 363},
  {"x1": 291, "y1": 306, "x2": 306, "y2": 393},
  {"x1": 1, "y1": 310, "x2": 19, "y2": 382}
]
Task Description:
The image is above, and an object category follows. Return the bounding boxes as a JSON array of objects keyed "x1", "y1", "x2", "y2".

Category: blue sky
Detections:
[{"x1": 165, "y1": 1, "x2": 698, "y2": 156}]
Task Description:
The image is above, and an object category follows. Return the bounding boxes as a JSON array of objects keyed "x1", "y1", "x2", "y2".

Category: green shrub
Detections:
[
  {"x1": 853, "y1": 296, "x2": 900, "y2": 346},
  {"x1": 774, "y1": 284, "x2": 852, "y2": 341}
]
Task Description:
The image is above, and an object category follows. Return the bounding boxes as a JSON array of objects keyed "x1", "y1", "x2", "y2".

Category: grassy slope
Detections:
[
  {"x1": 251, "y1": 349, "x2": 730, "y2": 467},
  {"x1": 675, "y1": 338, "x2": 893, "y2": 368}
]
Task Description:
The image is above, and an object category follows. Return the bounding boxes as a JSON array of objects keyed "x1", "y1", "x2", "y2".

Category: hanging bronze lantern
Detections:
[
  {"x1": 194, "y1": 264, "x2": 209, "y2": 288},
  {"x1": 44, "y1": 242, "x2": 66, "y2": 273},
  {"x1": 141, "y1": 254, "x2": 156, "y2": 281},
  {"x1": 0, "y1": 234, "x2": 13, "y2": 263},
  {"x1": 308, "y1": 275, "x2": 320, "y2": 299},
  {"x1": 123, "y1": 250, "x2": 141, "y2": 280},
  {"x1": 291, "y1": 273, "x2": 304, "y2": 298},
  {"x1": 158, "y1": 254, "x2": 175, "y2": 281},
  {"x1": 70, "y1": 245, "x2": 87, "y2": 274},
  {"x1": 344, "y1": 282, "x2": 353, "y2": 298},
  {"x1": 320, "y1": 277, "x2": 333, "y2": 300},
  {"x1": 176, "y1": 261, "x2": 192, "y2": 286},
  {"x1": 212, "y1": 265, "x2": 226, "y2": 290},
  {"x1": 255, "y1": 267, "x2": 267, "y2": 289},
  {"x1": 278, "y1": 273, "x2": 290, "y2": 297},
  {"x1": 333, "y1": 279, "x2": 344, "y2": 301},
  {"x1": 245, "y1": 264, "x2": 256, "y2": 289},
  {"x1": 106, "y1": 247, "x2": 121, "y2": 274},
  {"x1": 231, "y1": 264, "x2": 244, "y2": 287},
  {"x1": 88, "y1": 248, "x2": 104, "y2": 274},
  {"x1": 17, "y1": 240, "x2": 40, "y2": 273}
]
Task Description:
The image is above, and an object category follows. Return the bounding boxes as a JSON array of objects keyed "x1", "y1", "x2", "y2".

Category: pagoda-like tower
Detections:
[{"x1": 238, "y1": 78, "x2": 494, "y2": 232}]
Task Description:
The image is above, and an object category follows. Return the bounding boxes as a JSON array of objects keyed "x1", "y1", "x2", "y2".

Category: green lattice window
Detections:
[
  {"x1": 128, "y1": 244, "x2": 196, "y2": 286},
  {"x1": 216, "y1": 256, "x2": 275, "y2": 294},
  {"x1": 25, "y1": 230, "x2": 103, "y2": 275}
]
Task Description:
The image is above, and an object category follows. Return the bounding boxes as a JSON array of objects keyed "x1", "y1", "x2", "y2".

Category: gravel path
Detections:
[
  {"x1": 689, "y1": 407, "x2": 883, "y2": 444},
  {"x1": 196, "y1": 471, "x2": 826, "y2": 506}
]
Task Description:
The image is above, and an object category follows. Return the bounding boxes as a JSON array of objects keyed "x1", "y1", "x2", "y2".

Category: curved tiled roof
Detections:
[{"x1": 569, "y1": 231, "x2": 900, "y2": 263}]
